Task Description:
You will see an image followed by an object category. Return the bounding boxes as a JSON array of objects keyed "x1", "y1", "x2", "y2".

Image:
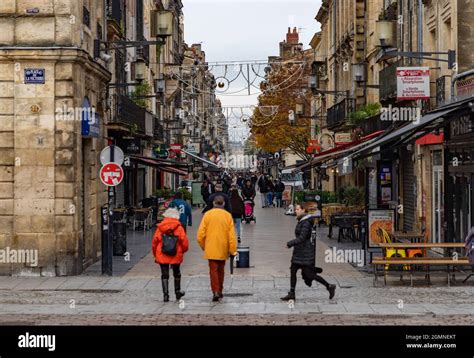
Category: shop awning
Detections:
[
  {"x1": 181, "y1": 149, "x2": 221, "y2": 169},
  {"x1": 129, "y1": 156, "x2": 188, "y2": 176},
  {"x1": 292, "y1": 130, "x2": 385, "y2": 172},
  {"x1": 415, "y1": 133, "x2": 444, "y2": 145},
  {"x1": 351, "y1": 98, "x2": 474, "y2": 160}
]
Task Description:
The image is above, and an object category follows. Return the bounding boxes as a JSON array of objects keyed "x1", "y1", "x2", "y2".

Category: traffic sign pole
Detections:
[{"x1": 102, "y1": 146, "x2": 115, "y2": 276}]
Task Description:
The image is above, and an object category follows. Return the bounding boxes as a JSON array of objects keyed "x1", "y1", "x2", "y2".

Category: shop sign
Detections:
[
  {"x1": 170, "y1": 144, "x2": 182, "y2": 153},
  {"x1": 185, "y1": 142, "x2": 200, "y2": 154},
  {"x1": 450, "y1": 114, "x2": 473, "y2": 137},
  {"x1": 367, "y1": 209, "x2": 395, "y2": 249},
  {"x1": 153, "y1": 144, "x2": 169, "y2": 159},
  {"x1": 397, "y1": 67, "x2": 430, "y2": 101},
  {"x1": 25, "y1": 68, "x2": 45, "y2": 84},
  {"x1": 125, "y1": 139, "x2": 141, "y2": 154},
  {"x1": 334, "y1": 133, "x2": 352, "y2": 145}
]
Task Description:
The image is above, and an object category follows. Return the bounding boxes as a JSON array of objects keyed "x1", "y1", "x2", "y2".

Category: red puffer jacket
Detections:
[{"x1": 152, "y1": 218, "x2": 189, "y2": 265}]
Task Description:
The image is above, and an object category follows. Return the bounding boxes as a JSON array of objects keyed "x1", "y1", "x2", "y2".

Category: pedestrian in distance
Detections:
[
  {"x1": 281, "y1": 203, "x2": 336, "y2": 301},
  {"x1": 201, "y1": 179, "x2": 215, "y2": 206},
  {"x1": 266, "y1": 176, "x2": 275, "y2": 207},
  {"x1": 274, "y1": 179, "x2": 285, "y2": 208},
  {"x1": 203, "y1": 183, "x2": 232, "y2": 214},
  {"x1": 257, "y1": 174, "x2": 269, "y2": 208},
  {"x1": 168, "y1": 191, "x2": 192, "y2": 233},
  {"x1": 242, "y1": 179, "x2": 256, "y2": 200},
  {"x1": 152, "y1": 208, "x2": 189, "y2": 302},
  {"x1": 229, "y1": 185, "x2": 244, "y2": 244},
  {"x1": 197, "y1": 196, "x2": 238, "y2": 302}
]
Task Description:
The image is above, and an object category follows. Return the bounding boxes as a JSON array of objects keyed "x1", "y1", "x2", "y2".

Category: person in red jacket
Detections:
[{"x1": 152, "y1": 207, "x2": 189, "y2": 302}]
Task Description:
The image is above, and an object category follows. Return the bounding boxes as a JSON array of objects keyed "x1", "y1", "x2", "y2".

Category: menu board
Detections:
[{"x1": 367, "y1": 209, "x2": 395, "y2": 248}]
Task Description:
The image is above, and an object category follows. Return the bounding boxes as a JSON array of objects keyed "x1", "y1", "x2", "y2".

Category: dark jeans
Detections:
[
  {"x1": 160, "y1": 264, "x2": 181, "y2": 279},
  {"x1": 275, "y1": 192, "x2": 283, "y2": 207},
  {"x1": 290, "y1": 263, "x2": 329, "y2": 290}
]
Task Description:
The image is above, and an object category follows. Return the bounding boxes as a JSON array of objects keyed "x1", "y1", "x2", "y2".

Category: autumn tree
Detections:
[{"x1": 251, "y1": 52, "x2": 313, "y2": 161}]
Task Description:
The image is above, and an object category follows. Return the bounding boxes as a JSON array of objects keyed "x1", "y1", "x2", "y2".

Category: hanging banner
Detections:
[{"x1": 397, "y1": 67, "x2": 430, "y2": 101}]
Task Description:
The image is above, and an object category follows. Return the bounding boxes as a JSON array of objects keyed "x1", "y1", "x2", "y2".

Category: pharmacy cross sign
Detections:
[{"x1": 100, "y1": 162, "x2": 124, "y2": 187}]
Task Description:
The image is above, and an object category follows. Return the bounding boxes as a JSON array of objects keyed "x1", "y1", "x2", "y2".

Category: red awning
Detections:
[
  {"x1": 130, "y1": 156, "x2": 188, "y2": 176},
  {"x1": 415, "y1": 133, "x2": 444, "y2": 145},
  {"x1": 294, "y1": 130, "x2": 385, "y2": 172}
]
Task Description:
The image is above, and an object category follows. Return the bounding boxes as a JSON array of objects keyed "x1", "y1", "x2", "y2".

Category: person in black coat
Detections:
[
  {"x1": 229, "y1": 186, "x2": 244, "y2": 244},
  {"x1": 241, "y1": 179, "x2": 256, "y2": 200},
  {"x1": 274, "y1": 179, "x2": 285, "y2": 208},
  {"x1": 257, "y1": 174, "x2": 269, "y2": 208},
  {"x1": 281, "y1": 203, "x2": 336, "y2": 301},
  {"x1": 202, "y1": 183, "x2": 232, "y2": 214},
  {"x1": 201, "y1": 179, "x2": 215, "y2": 205}
]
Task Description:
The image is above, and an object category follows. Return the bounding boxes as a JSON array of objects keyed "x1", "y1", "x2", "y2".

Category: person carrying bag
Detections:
[{"x1": 152, "y1": 208, "x2": 189, "y2": 302}]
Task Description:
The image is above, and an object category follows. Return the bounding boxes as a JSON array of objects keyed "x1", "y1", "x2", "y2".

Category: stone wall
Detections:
[
  {"x1": 0, "y1": 0, "x2": 110, "y2": 276},
  {"x1": 458, "y1": 0, "x2": 474, "y2": 73}
]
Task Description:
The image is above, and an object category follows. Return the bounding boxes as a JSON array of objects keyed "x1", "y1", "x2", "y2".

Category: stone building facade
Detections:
[{"x1": 0, "y1": 0, "x2": 110, "y2": 276}]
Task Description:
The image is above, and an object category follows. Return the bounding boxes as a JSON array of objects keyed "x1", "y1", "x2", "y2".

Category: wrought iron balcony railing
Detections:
[{"x1": 327, "y1": 97, "x2": 355, "y2": 130}]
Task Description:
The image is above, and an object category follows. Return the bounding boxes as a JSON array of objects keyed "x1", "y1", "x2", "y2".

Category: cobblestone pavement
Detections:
[
  {"x1": 1, "y1": 313, "x2": 474, "y2": 325},
  {"x1": 0, "y1": 194, "x2": 473, "y2": 323}
]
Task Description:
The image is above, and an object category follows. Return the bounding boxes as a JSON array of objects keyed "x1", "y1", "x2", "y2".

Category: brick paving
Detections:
[{"x1": 0, "y1": 193, "x2": 473, "y2": 324}]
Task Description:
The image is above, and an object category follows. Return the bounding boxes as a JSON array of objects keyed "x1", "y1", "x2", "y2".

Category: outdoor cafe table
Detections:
[
  {"x1": 328, "y1": 213, "x2": 366, "y2": 241},
  {"x1": 374, "y1": 242, "x2": 468, "y2": 285}
]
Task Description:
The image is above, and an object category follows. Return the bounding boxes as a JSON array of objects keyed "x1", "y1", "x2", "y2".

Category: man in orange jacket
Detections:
[{"x1": 197, "y1": 195, "x2": 238, "y2": 302}]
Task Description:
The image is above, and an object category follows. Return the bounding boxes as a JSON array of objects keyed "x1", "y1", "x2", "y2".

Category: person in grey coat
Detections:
[{"x1": 281, "y1": 203, "x2": 336, "y2": 301}]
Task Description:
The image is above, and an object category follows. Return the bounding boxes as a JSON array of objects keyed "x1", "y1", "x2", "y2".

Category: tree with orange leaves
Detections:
[{"x1": 250, "y1": 53, "x2": 313, "y2": 161}]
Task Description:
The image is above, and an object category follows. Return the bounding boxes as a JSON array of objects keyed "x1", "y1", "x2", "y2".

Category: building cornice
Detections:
[{"x1": 0, "y1": 46, "x2": 111, "y2": 83}]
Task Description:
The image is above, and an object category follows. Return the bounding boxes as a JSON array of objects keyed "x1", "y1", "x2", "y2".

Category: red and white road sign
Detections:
[{"x1": 100, "y1": 162, "x2": 124, "y2": 187}]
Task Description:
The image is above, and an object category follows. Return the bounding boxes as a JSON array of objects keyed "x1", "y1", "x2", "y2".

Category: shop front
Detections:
[{"x1": 444, "y1": 111, "x2": 474, "y2": 243}]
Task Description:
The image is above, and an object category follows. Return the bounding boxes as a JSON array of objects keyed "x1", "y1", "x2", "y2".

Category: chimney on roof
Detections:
[{"x1": 286, "y1": 27, "x2": 299, "y2": 44}]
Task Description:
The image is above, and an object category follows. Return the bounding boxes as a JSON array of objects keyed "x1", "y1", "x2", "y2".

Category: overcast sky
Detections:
[{"x1": 182, "y1": 0, "x2": 322, "y2": 141}]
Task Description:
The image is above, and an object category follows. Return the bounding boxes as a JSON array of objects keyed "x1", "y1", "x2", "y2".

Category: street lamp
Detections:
[
  {"x1": 134, "y1": 58, "x2": 146, "y2": 82},
  {"x1": 375, "y1": 20, "x2": 396, "y2": 48},
  {"x1": 352, "y1": 63, "x2": 365, "y2": 83},
  {"x1": 151, "y1": 10, "x2": 174, "y2": 37}
]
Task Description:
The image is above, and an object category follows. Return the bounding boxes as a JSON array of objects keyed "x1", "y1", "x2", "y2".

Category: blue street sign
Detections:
[
  {"x1": 81, "y1": 97, "x2": 100, "y2": 138},
  {"x1": 24, "y1": 68, "x2": 45, "y2": 84}
]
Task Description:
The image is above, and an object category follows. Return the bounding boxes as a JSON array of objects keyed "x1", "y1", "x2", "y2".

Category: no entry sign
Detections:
[{"x1": 100, "y1": 162, "x2": 124, "y2": 187}]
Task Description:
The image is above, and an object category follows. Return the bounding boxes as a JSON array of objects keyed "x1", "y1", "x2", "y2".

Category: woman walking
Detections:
[
  {"x1": 281, "y1": 203, "x2": 336, "y2": 301},
  {"x1": 229, "y1": 185, "x2": 244, "y2": 244},
  {"x1": 152, "y1": 208, "x2": 189, "y2": 302}
]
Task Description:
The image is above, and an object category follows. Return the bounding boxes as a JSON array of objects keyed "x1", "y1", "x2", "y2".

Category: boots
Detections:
[
  {"x1": 161, "y1": 278, "x2": 169, "y2": 302},
  {"x1": 280, "y1": 290, "x2": 295, "y2": 301},
  {"x1": 174, "y1": 277, "x2": 185, "y2": 300},
  {"x1": 327, "y1": 284, "x2": 336, "y2": 300}
]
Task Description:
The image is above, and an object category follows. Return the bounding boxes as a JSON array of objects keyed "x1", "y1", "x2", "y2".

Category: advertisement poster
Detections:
[
  {"x1": 367, "y1": 209, "x2": 395, "y2": 248},
  {"x1": 282, "y1": 185, "x2": 292, "y2": 202},
  {"x1": 397, "y1": 67, "x2": 430, "y2": 101}
]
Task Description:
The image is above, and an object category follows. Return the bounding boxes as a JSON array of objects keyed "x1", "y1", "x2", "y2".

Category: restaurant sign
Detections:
[{"x1": 450, "y1": 113, "x2": 474, "y2": 138}]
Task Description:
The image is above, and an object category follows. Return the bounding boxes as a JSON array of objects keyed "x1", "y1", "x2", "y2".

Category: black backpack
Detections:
[{"x1": 161, "y1": 229, "x2": 179, "y2": 256}]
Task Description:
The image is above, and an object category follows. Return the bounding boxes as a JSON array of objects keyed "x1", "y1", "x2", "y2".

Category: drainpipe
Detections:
[{"x1": 417, "y1": 0, "x2": 423, "y2": 65}]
